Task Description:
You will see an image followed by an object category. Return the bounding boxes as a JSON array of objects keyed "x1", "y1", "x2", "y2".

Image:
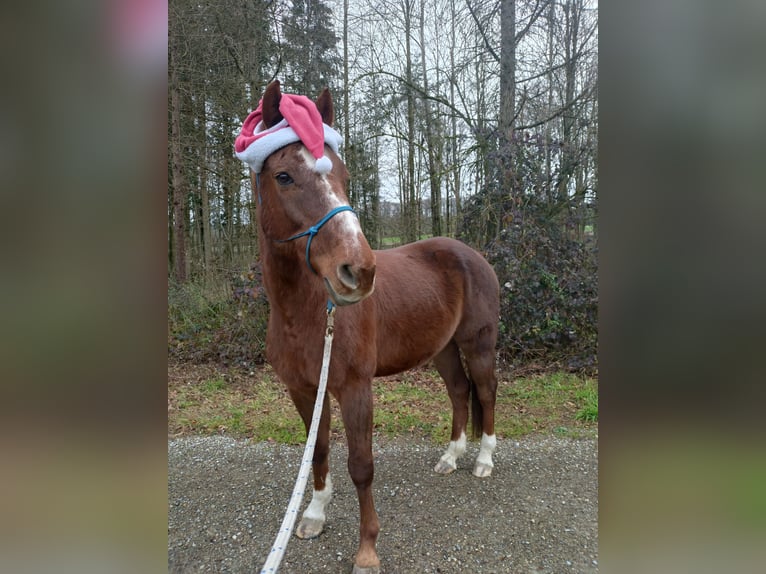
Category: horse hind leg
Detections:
[
  {"x1": 463, "y1": 345, "x2": 498, "y2": 478},
  {"x1": 433, "y1": 341, "x2": 470, "y2": 475},
  {"x1": 288, "y1": 387, "x2": 333, "y2": 539}
]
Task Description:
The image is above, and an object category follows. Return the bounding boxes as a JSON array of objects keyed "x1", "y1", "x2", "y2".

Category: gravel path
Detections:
[{"x1": 168, "y1": 435, "x2": 597, "y2": 573}]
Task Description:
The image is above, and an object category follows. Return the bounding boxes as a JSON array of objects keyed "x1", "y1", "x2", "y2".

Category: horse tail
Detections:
[{"x1": 470, "y1": 377, "x2": 483, "y2": 439}]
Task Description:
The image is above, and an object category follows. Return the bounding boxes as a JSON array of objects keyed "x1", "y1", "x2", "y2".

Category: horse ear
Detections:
[
  {"x1": 316, "y1": 88, "x2": 334, "y2": 127},
  {"x1": 262, "y1": 80, "x2": 283, "y2": 128}
]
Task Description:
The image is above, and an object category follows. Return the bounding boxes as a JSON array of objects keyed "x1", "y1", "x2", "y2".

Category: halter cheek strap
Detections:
[{"x1": 276, "y1": 206, "x2": 356, "y2": 275}]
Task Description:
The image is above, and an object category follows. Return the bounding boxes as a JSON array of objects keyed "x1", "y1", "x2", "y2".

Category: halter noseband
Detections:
[{"x1": 276, "y1": 205, "x2": 356, "y2": 275}]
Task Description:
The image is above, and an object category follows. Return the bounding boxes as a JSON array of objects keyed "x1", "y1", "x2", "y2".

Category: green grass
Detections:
[
  {"x1": 202, "y1": 377, "x2": 227, "y2": 393},
  {"x1": 498, "y1": 371, "x2": 597, "y2": 438},
  {"x1": 169, "y1": 363, "x2": 597, "y2": 444},
  {"x1": 170, "y1": 368, "x2": 306, "y2": 443},
  {"x1": 373, "y1": 374, "x2": 452, "y2": 440},
  {"x1": 574, "y1": 382, "x2": 599, "y2": 422}
]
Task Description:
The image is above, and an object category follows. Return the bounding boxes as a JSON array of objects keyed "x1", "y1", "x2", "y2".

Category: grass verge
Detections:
[{"x1": 168, "y1": 361, "x2": 597, "y2": 444}]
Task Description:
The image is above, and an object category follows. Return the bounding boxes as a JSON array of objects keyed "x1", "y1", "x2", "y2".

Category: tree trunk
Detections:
[
  {"x1": 557, "y1": 0, "x2": 580, "y2": 203},
  {"x1": 343, "y1": 0, "x2": 350, "y2": 156},
  {"x1": 169, "y1": 51, "x2": 187, "y2": 283},
  {"x1": 397, "y1": 133, "x2": 407, "y2": 245},
  {"x1": 420, "y1": 0, "x2": 441, "y2": 237},
  {"x1": 448, "y1": 0, "x2": 461, "y2": 231},
  {"x1": 545, "y1": 0, "x2": 555, "y2": 202},
  {"x1": 372, "y1": 136, "x2": 381, "y2": 247},
  {"x1": 404, "y1": 0, "x2": 417, "y2": 243},
  {"x1": 499, "y1": 0, "x2": 516, "y2": 144},
  {"x1": 199, "y1": 97, "x2": 212, "y2": 279},
  {"x1": 167, "y1": 182, "x2": 174, "y2": 275}
]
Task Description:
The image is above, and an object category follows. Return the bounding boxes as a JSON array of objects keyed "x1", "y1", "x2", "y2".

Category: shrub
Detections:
[
  {"x1": 168, "y1": 263, "x2": 269, "y2": 367},
  {"x1": 483, "y1": 207, "x2": 598, "y2": 372},
  {"x1": 460, "y1": 131, "x2": 598, "y2": 372}
]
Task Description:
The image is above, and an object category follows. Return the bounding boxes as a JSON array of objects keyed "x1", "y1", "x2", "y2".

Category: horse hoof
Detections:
[
  {"x1": 295, "y1": 517, "x2": 324, "y2": 539},
  {"x1": 472, "y1": 462, "x2": 493, "y2": 478},
  {"x1": 434, "y1": 459, "x2": 457, "y2": 475},
  {"x1": 351, "y1": 565, "x2": 380, "y2": 574}
]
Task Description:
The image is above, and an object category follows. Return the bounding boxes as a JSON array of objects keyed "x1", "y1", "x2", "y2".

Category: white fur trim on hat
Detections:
[{"x1": 236, "y1": 120, "x2": 342, "y2": 174}]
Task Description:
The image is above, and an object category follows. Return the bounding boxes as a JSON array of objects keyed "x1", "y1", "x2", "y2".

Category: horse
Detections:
[{"x1": 237, "y1": 81, "x2": 500, "y2": 574}]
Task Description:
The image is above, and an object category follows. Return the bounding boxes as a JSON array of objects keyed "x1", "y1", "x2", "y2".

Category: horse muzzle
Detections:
[{"x1": 324, "y1": 263, "x2": 376, "y2": 306}]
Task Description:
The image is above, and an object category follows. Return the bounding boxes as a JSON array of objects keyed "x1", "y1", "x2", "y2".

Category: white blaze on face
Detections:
[
  {"x1": 298, "y1": 147, "x2": 362, "y2": 248},
  {"x1": 302, "y1": 474, "x2": 333, "y2": 522}
]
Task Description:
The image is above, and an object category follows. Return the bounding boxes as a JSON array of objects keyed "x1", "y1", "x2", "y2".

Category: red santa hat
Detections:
[{"x1": 235, "y1": 93, "x2": 342, "y2": 175}]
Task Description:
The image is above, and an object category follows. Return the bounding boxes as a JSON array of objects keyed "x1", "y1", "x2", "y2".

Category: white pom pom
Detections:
[{"x1": 314, "y1": 155, "x2": 332, "y2": 174}]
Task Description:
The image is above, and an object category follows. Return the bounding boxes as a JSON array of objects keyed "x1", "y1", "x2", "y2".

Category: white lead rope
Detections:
[{"x1": 259, "y1": 305, "x2": 336, "y2": 574}]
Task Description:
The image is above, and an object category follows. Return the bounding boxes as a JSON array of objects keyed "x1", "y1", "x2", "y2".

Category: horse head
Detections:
[{"x1": 238, "y1": 81, "x2": 376, "y2": 306}]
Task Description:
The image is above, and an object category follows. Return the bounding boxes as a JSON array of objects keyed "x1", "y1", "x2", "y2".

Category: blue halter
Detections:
[{"x1": 276, "y1": 205, "x2": 356, "y2": 276}]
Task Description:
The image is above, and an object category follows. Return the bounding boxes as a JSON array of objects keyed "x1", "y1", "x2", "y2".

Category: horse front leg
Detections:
[
  {"x1": 338, "y1": 382, "x2": 380, "y2": 574},
  {"x1": 288, "y1": 386, "x2": 333, "y2": 539}
]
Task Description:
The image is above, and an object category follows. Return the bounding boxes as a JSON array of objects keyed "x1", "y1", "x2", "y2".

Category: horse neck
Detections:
[{"x1": 259, "y1": 234, "x2": 327, "y2": 327}]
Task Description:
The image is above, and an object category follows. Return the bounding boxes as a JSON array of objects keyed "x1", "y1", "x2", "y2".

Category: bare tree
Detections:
[
  {"x1": 419, "y1": 0, "x2": 442, "y2": 236},
  {"x1": 169, "y1": 34, "x2": 187, "y2": 282},
  {"x1": 168, "y1": 0, "x2": 597, "y2": 275},
  {"x1": 499, "y1": 0, "x2": 516, "y2": 144},
  {"x1": 403, "y1": 0, "x2": 418, "y2": 242}
]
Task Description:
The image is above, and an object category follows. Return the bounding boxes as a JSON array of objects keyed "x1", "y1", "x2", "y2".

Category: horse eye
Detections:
[{"x1": 275, "y1": 172, "x2": 293, "y2": 186}]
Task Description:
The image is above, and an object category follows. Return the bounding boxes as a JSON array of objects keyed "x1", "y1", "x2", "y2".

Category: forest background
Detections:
[{"x1": 168, "y1": 0, "x2": 598, "y2": 372}]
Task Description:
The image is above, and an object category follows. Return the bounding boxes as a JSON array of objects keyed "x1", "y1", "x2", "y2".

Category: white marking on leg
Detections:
[
  {"x1": 302, "y1": 474, "x2": 333, "y2": 521},
  {"x1": 476, "y1": 433, "x2": 496, "y2": 466},
  {"x1": 435, "y1": 431, "x2": 466, "y2": 473},
  {"x1": 473, "y1": 433, "x2": 496, "y2": 477}
]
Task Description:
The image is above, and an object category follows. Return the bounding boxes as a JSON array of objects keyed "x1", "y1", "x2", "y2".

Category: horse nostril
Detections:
[{"x1": 338, "y1": 264, "x2": 359, "y2": 290}]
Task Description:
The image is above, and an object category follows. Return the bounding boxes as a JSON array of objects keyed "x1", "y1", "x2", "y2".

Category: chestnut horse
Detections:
[{"x1": 242, "y1": 81, "x2": 499, "y2": 574}]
